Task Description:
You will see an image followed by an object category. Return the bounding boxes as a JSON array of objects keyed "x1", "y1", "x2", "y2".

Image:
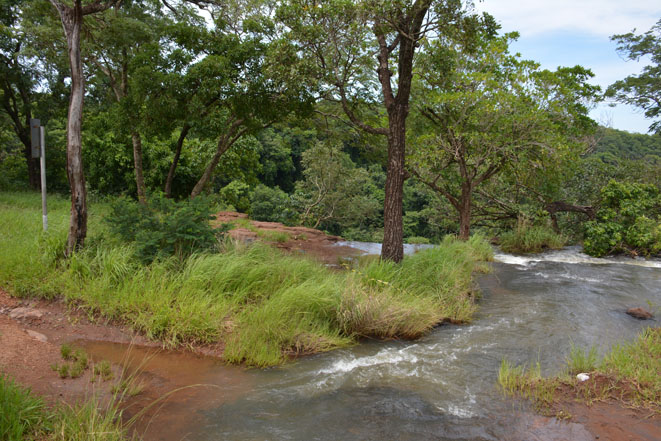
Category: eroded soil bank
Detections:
[{"x1": 216, "y1": 211, "x2": 364, "y2": 265}]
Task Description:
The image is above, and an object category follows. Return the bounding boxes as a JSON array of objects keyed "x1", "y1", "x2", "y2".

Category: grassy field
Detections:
[
  {"x1": 0, "y1": 191, "x2": 492, "y2": 367},
  {"x1": 498, "y1": 328, "x2": 661, "y2": 415}
]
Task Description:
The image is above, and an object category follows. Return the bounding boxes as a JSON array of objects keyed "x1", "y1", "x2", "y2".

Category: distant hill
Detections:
[{"x1": 594, "y1": 127, "x2": 661, "y2": 160}]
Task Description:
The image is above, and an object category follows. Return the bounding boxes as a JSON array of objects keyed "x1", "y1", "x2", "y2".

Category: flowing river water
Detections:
[{"x1": 82, "y1": 245, "x2": 661, "y2": 440}]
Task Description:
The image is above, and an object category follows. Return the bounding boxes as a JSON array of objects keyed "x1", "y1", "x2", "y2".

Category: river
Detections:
[{"x1": 84, "y1": 245, "x2": 661, "y2": 440}]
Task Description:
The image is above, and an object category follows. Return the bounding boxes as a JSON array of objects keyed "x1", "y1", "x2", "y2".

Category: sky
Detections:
[{"x1": 474, "y1": 0, "x2": 661, "y2": 134}]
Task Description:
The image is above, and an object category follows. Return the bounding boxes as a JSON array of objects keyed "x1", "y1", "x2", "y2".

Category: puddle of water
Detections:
[{"x1": 75, "y1": 341, "x2": 253, "y2": 441}]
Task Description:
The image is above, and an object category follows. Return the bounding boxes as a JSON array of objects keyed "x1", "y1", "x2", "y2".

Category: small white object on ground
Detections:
[{"x1": 576, "y1": 373, "x2": 590, "y2": 382}]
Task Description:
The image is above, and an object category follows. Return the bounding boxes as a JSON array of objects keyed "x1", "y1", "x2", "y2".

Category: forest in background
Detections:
[{"x1": 1, "y1": 0, "x2": 660, "y2": 258}]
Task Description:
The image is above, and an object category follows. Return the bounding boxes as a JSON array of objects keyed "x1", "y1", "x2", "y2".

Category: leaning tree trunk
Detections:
[
  {"x1": 164, "y1": 123, "x2": 190, "y2": 198},
  {"x1": 381, "y1": 110, "x2": 407, "y2": 263},
  {"x1": 61, "y1": 2, "x2": 87, "y2": 255},
  {"x1": 131, "y1": 131, "x2": 147, "y2": 204},
  {"x1": 458, "y1": 183, "x2": 472, "y2": 240},
  {"x1": 190, "y1": 138, "x2": 230, "y2": 198}
]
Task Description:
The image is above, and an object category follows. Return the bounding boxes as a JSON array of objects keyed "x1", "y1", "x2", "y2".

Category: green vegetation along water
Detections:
[{"x1": 155, "y1": 248, "x2": 659, "y2": 440}]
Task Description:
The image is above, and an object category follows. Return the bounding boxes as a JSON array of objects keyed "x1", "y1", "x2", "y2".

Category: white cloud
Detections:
[{"x1": 474, "y1": 0, "x2": 660, "y2": 37}]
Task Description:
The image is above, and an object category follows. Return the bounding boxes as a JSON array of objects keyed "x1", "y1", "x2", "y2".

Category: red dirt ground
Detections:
[{"x1": 215, "y1": 211, "x2": 365, "y2": 265}]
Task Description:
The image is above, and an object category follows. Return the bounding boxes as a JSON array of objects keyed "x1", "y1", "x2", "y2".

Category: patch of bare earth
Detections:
[
  {"x1": 0, "y1": 288, "x2": 151, "y2": 404},
  {"x1": 215, "y1": 211, "x2": 365, "y2": 265},
  {"x1": 539, "y1": 375, "x2": 660, "y2": 441}
]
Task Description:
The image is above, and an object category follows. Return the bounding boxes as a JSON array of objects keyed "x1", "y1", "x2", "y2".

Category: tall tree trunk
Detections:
[
  {"x1": 131, "y1": 131, "x2": 147, "y2": 204},
  {"x1": 458, "y1": 183, "x2": 472, "y2": 240},
  {"x1": 382, "y1": 110, "x2": 407, "y2": 263},
  {"x1": 164, "y1": 123, "x2": 190, "y2": 198},
  {"x1": 61, "y1": 2, "x2": 87, "y2": 255}
]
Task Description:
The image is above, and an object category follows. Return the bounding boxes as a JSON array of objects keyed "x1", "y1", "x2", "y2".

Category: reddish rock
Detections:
[{"x1": 626, "y1": 307, "x2": 653, "y2": 320}]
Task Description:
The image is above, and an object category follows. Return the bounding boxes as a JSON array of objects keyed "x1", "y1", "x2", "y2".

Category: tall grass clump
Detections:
[
  {"x1": 601, "y1": 328, "x2": 660, "y2": 406},
  {"x1": 0, "y1": 375, "x2": 47, "y2": 441},
  {"x1": 0, "y1": 374, "x2": 130, "y2": 440},
  {"x1": 0, "y1": 191, "x2": 494, "y2": 366},
  {"x1": 500, "y1": 218, "x2": 566, "y2": 254},
  {"x1": 566, "y1": 343, "x2": 599, "y2": 374}
]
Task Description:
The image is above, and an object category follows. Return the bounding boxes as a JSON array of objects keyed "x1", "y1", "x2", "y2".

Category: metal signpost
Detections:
[{"x1": 30, "y1": 118, "x2": 47, "y2": 231}]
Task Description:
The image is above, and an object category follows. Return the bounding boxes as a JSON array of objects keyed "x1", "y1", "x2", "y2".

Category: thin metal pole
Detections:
[{"x1": 40, "y1": 126, "x2": 47, "y2": 231}]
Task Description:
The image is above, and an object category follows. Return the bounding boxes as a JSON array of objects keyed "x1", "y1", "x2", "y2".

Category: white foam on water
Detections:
[
  {"x1": 532, "y1": 271, "x2": 601, "y2": 283},
  {"x1": 445, "y1": 404, "x2": 476, "y2": 418},
  {"x1": 318, "y1": 346, "x2": 419, "y2": 375},
  {"x1": 495, "y1": 247, "x2": 661, "y2": 269}
]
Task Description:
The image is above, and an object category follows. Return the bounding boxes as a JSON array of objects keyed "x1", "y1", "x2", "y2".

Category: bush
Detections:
[
  {"x1": 583, "y1": 180, "x2": 661, "y2": 257},
  {"x1": 500, "y1": 219, "x2": 566, "y2": 254},
  {"x1": 219, "y1": 180, "x2": 252, "y2": 213},
  {"x1": 250, "y1": 184, "x2": 298, "y2": 225},
  {"x1": 106, "y1": 193, "x2": 223, "y2": 262}
]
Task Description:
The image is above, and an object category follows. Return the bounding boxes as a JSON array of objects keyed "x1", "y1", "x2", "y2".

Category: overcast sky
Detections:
[{"x1": 474, "y1": 1, "x2": 661, "y2": 134}]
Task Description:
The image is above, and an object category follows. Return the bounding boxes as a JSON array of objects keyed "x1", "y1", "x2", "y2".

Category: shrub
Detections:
[
  {"x1": 583, "y1": 180, "x2": 661, "y2": 256},
  {"x1": 405, "y1": 236, "x2": 430, "y2": 244},
  {"x1": 250, "y1": 184, "x2": 298, "y2": 225},
  {"x1": 219, "y1": 180, "x2": 252, "y2": 213},
  {"x1": 106, "y1": 193, "x2": 223, "y2": 262}
]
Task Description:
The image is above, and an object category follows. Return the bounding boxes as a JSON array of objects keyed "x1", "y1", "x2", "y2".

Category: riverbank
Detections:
[
  {"x1": 0, "y1": 191, "x2": 492, "y2": 368},
  {"x1": 499, "y1": 328, "x2": 660, "y2": 439}
]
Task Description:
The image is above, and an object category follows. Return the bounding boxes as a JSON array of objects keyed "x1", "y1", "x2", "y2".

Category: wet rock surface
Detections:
[{"x1": 626, "y1": 307, "x2": 654, "y2": 320}]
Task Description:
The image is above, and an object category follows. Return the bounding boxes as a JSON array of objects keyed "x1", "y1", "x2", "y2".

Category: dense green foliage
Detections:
[
  {"x1": 106, "y1": 194, "x2": 223, "y2": 263},
  {"x1": 583, "y1": 181, "x2": 661, "y2": 257},
  {"x1": 1, "y1": 1, "x2": 660, "y2": 258},
  {"x1": 596, "y1": 128, "x2": 661, "y2": 160}
]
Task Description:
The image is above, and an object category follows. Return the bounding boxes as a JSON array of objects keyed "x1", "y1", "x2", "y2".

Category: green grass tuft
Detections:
[
  {"x1": 0, "y1": 375, "x2": 47, "y2": 441},
  {"x1": 500, "y1": 219, "x2": 566, "y2": 254}
]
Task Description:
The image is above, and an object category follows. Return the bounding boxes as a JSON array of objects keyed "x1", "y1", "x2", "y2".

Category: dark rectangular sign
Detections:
[{"x1": 30, "y1": 118, "x2": 41, "y2": 158}]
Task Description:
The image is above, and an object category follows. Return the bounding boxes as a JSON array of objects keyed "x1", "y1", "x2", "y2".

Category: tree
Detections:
[
  {"x1": 48, "y1": 0, "x2": 120, "y2": 254},
  {"x1": 279, "y1": 0, "x2": 487, "y2": 262},
  {"x1": 409, "y1": 32, "x2": 598, "y2": 239},
  {"x1": 0, "y1": 0, "x2": 39, "y2": 189},
  {"x1": 606, "y1": 19, "x2": 661, "y2": 134},
  {"x1": 181, "y1": 1, "x2": 311, "y2": 198},
  {"x1": 85, "y1": 1, "x2": 196, "y2": 203},
  {"x1": 294, "y1": 140, "x2": 380, "y2": 230}
]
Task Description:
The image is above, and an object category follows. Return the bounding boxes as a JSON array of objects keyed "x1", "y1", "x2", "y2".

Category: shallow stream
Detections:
[{"x1": 84, "y1": 245, "x2": 661, "y2": 440}]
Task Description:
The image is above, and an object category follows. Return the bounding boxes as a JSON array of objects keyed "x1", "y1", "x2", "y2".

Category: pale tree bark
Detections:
[{"x1": 49, "y1": 0, "x2": 120, "y2": 255}]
